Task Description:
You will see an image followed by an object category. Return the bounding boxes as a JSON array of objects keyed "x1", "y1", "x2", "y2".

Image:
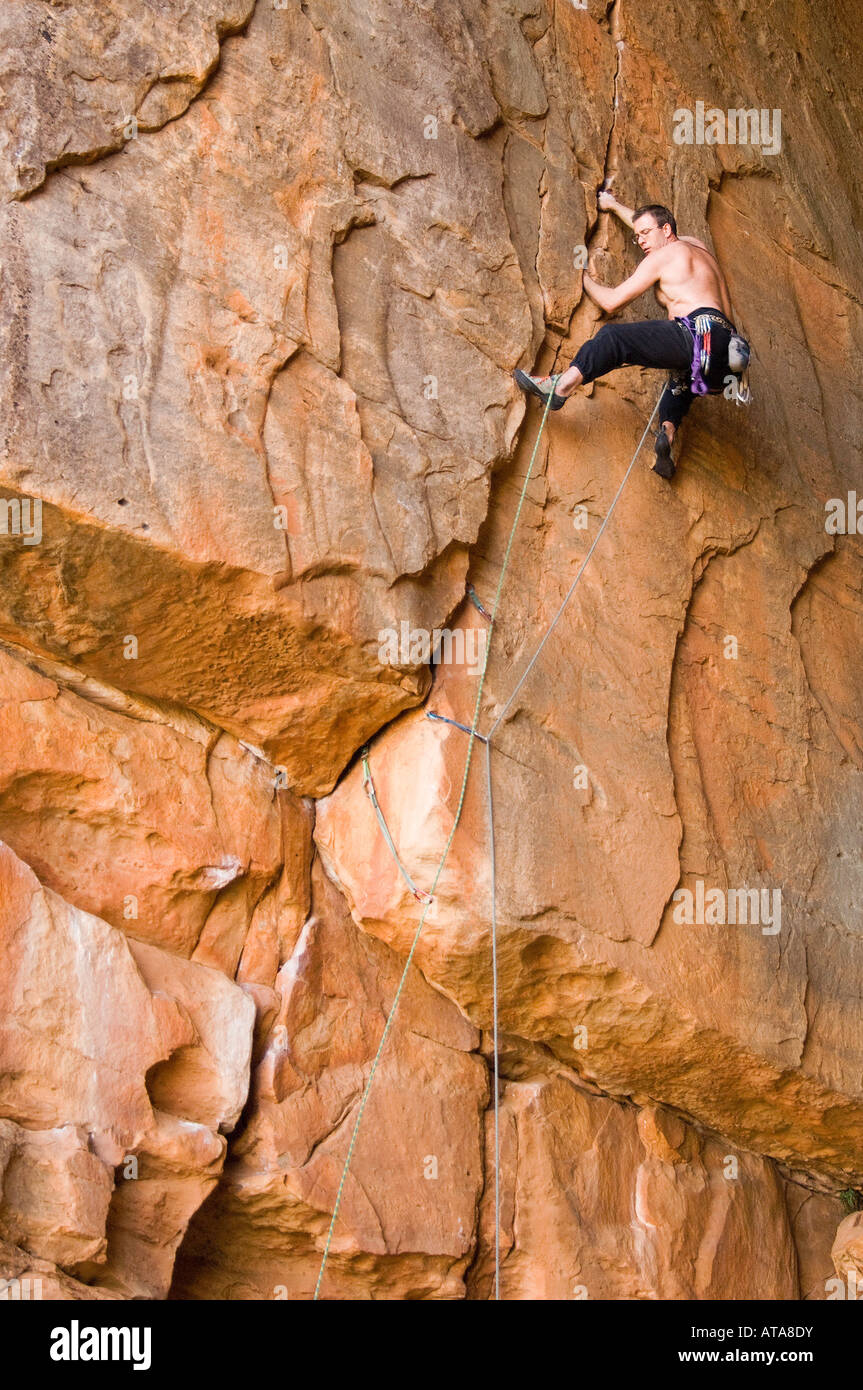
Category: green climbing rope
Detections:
[
  {"x1": 312, "y1": 376, "x2": 561, "y2": 1300},
  {"x1": 314, "y1": 380, "x2": 663, "y2": 1301}
]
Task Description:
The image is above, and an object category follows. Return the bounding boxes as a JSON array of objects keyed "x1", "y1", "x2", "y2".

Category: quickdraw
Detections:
[{"x1": 360, "y1": 746, "x2": 434, "y2": 904}]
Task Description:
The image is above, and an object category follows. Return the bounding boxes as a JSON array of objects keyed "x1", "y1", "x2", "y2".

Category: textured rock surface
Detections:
[
  {"x1": 172, "y1": 857, "x2": 487, "y2": 1299},
  {"x1": 0, "y1": 1120, "x2": 113, "y2": 1270},
  {"x1": 0, "y1": 0, "x2": 861, "y2": 1300},
  {"x1": 0, "y1": 0, "x2": 256, "y2": 199},
  {"x1": 468, "y1": 1080, "x2": 799, "y2": 1300},
  {"x1": 0, "y1": 643, "x2": 283, "y2": 957},
  {"x1": 0, "y1": 841, "x2": 253, "y2": 1297}
]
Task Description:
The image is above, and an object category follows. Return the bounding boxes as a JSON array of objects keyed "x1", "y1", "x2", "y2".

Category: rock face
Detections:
[
  {"x1": 172, "y1": 858, "x2": 487, "y2": 1299},
  {"x1": 0, "y1": 0, "x2": 861, "y2": 1301},
  {"x1": 0, "y1": 839, "x2": 254, "y2": 1297}
]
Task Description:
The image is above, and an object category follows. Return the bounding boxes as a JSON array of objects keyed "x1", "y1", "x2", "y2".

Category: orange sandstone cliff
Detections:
[{"x1": 0, "y1": 0, "x2": 861, "y2": 1300}]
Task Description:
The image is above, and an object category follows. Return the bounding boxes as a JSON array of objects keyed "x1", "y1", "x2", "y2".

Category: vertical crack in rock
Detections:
[
  {"x1": 600, "y1": 0, "x2": 623, "y2": 191},
  {"x1": 462, "y1": 1034, "x2": 500, "y2": 1299}
]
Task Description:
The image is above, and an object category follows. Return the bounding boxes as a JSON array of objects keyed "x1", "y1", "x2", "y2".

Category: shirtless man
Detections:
[{"x1": 514, "y1": 194, "x2": 741, "y2": 478}]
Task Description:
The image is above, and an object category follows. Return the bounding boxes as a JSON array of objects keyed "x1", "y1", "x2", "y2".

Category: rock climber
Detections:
[{"x1": 514, "y1": 192, "x2": 749, "y2": 478}]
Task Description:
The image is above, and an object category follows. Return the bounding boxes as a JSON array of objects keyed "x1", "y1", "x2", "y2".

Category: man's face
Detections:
[{"x1": 633, "y1": 215, "x2": 668, "y2": 254}]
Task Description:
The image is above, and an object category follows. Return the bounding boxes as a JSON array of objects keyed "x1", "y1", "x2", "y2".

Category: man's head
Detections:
[{"x1": 632, "y1": 204, "x2": 677, "y2": 252}]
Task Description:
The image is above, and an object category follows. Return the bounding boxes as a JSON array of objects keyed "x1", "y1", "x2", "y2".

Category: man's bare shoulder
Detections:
[
  {"x1": 651, "y1": 239, "x2": 698, "y2": 265},
  {"x1": 643, "y1": 242, "x2": 679, "y2": 264},
  {"x1": 678, "y1": 234, "x2": 715, "y2": 257}
]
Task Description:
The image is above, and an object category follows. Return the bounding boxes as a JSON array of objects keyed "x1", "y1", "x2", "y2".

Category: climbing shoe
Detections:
[
  {"x1": 513, "y1": 369, "x2": 567, "y2": 410},
  {"x1": 652, "y1": 425, "x2": 676, "y2": 479}
]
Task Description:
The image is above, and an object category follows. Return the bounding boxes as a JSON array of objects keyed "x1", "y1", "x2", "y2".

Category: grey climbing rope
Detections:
[
  {"x1": 484, "y1": 736, "x2": 501, "y2": 1301},
  {"x1": 477, "y1": 389, "x2": 662, "y2": 1301},
  {"x1": 312, "y1": 377, "x2": 561, "y2": 1301},
  {"x1": 315, "y1": 384, "x2": 663, "y2": 1301}
]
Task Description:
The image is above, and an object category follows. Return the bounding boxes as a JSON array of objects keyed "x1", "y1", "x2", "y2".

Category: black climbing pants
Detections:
[{"x1": 570, "y1": 310, "x2": 736, "y2": 430}]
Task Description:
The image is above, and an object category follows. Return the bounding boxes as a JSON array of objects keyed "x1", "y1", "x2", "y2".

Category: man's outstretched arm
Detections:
[
  {"x1": 598, "y1": 190, "x2": 635, "y2": 228},
  {"x1": 583, "y1": 247, "x2": 666, "y2": 314}
]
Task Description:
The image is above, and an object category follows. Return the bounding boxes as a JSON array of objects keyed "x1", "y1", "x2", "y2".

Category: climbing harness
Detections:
[
  {"x1": 314, "y1": 383, "x2": 664, "y2": 1301},
  {"x1": 675, "y1": 310, "x2": 726, "y2": 394},
  {"x1": 675, "y1": 311, "x2": 752, "y2": 405}
]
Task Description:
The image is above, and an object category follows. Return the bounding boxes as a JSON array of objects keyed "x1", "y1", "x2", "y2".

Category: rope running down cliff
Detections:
[{"x1": 313, "y1": 384, "x2": 662, "y2": 1301}]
